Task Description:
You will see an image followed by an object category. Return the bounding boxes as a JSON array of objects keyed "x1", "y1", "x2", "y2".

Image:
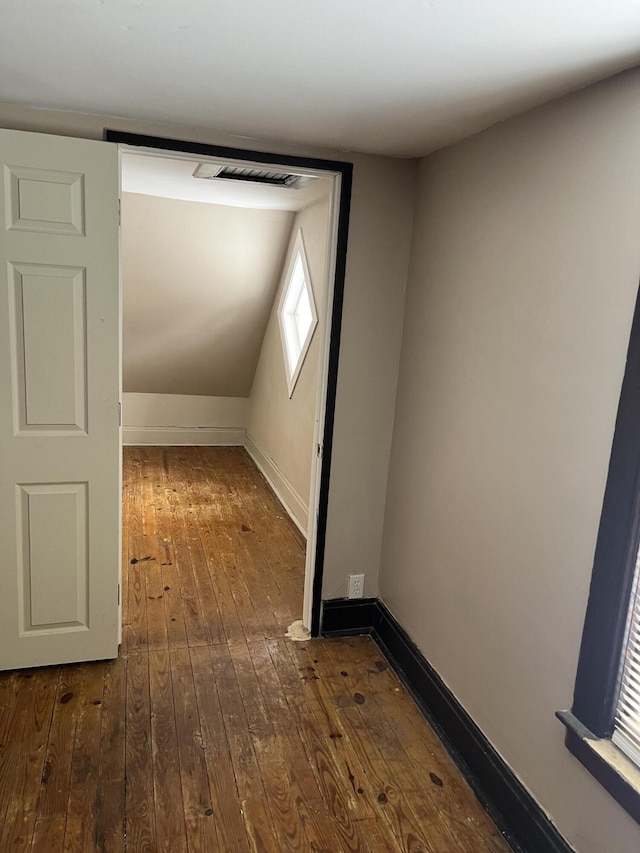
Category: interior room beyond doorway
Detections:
[{"x1": 119, "y1": 147, "x2": 337, "y2": 629}]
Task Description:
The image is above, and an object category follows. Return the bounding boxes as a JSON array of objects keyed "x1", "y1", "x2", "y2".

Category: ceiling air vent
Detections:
[{"x1": 193, "y1": 163, "x2": 314, "y2": 189}]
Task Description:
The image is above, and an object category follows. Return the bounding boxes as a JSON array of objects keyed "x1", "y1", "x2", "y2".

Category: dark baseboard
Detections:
[
  {"x1": 321, "y1": 597, "x2": 377, "y2": 636},
  {"x1": 320, "y1": 597, "x2": 574, "y2": 853}
]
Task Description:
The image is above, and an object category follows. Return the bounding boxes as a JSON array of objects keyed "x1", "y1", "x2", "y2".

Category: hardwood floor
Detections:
[{"x1": 0, "y1": 446, "x2": 510, "y2": 852}]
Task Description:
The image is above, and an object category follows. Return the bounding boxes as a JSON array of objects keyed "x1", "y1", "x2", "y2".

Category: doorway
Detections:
[{"x1": 111, "y1": 131, "x2": 352, "y2": 634}]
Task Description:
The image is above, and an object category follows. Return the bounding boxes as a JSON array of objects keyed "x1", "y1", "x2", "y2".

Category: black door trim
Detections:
[{"x1": 106, "y1": 130, "x2": 353, "y2": 637}]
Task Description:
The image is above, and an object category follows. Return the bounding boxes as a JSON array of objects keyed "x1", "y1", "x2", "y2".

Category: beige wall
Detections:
[
  {"x1": 323, "y1": 155, "x2": 416, "y2": 598},
  {"x1": 247, "y1": 196, "x2": 330, "y2": 530},
  {"x1": 122, "y1": 192, "x2": 292, "y2": 396},
  {"x1": 0, "y1": 102, "x2": 416, "y2": 600},
  {"x1": 379, "y1": 67, "x2": 640, "y2": 852},
  {"x1": 123, "y1": 392, "x2": 248, "y2": 428},
  {"x1": 121, "y1": 392, "x2": 248, "y2": 447}
]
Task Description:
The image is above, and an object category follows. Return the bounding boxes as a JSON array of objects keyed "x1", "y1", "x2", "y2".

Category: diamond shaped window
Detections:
[{"x1": 277, "y1": 230, "x2": 318, "y2": 397}]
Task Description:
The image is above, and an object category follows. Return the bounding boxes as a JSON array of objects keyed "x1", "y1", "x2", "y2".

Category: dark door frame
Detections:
[{"x1": 106, "y1": 129, "x2": 353, "y2": 636}]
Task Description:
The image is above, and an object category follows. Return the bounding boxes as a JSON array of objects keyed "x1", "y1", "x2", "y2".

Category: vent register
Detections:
[{"x1": 193, "y1": 163, "x2": 315, "y2": 189}]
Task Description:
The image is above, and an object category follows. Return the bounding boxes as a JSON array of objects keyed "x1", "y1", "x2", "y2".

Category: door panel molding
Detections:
[
  {"x1": 0, "y1": 128, "x2": 120, "y2": 670},
  {"x1": 4, "y1": 164, "x2": 85, "y2": 235},
  {"x1": 17, "y1": 481, "x2": 89, "y2": 634},
  {"x1": 9, "y1": 262, "x2": 88, "y2": 433}
]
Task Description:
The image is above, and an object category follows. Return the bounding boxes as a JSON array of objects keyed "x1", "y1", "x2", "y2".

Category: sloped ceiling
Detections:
[
  {"x1": 3, "y1": 1, "x2": 640, "y2": 157},
  {"x1": 122, "y1": 192, "x2": 294, "y2": 397}
]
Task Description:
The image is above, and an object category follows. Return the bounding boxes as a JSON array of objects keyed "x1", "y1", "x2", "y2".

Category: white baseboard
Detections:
[
  {"x1": 122, "y1": 426, "x2": 246, "y2": 446},
  {"x1": 244, "y1": 433, "x2": 308, "y2": 536}
]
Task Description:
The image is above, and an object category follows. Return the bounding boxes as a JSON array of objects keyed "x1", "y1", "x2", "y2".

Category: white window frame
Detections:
[{"x1": 277, "y1": 228, "x2": 318, "y2": 398}]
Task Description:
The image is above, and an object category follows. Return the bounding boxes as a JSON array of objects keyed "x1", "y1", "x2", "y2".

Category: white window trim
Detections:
[{"x1": 277, "y1": 228, "x2": 318, "y2": 398}]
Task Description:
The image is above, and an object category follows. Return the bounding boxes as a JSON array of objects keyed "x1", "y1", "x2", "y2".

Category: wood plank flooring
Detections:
[{"x1": 0, "y1": 446, "x2": 511, "y2": 852}]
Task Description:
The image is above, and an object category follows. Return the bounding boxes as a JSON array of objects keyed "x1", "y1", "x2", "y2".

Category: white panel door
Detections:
[{"x1": 0, "y1": 129, "x2": 120, "y2": 670}]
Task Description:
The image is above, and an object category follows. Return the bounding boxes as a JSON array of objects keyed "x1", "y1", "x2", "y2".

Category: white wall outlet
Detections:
[{"x1": 348, "y1": 573, "x2": 365, "y2": 599}]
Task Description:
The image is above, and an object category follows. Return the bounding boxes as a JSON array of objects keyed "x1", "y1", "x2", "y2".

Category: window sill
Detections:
[{"x1": 557, "y1": 710, "x2": 640, "y2": 823}]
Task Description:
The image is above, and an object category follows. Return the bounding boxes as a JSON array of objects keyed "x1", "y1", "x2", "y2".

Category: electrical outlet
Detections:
[{"x1": 348, "y1": 573, "x2": 365, "y2": 599}]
